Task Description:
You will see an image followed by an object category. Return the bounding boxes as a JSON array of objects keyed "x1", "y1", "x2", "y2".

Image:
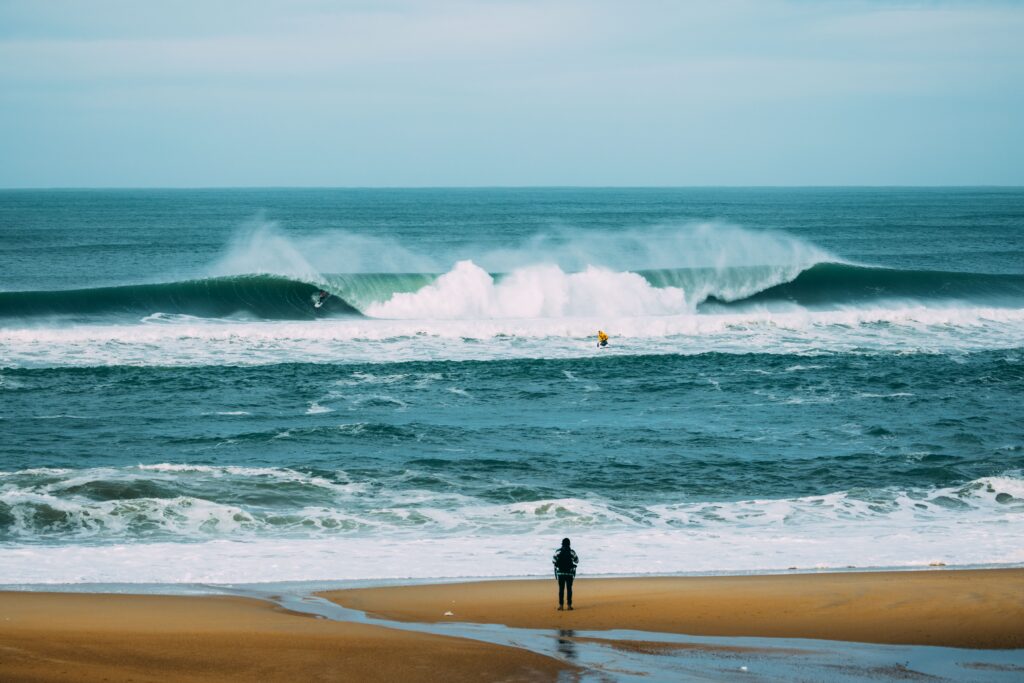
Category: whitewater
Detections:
[{"x1": 1, "y1": 187, "x2": 1022, "y2": 585}]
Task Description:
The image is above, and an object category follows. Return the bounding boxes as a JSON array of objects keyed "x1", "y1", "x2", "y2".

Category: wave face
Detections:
[
  {"x1": 708, "y1": 263, "x2": 1024, "y2": 308},
  {"x1": 0, "y1": 275, "x2": 360, "y2": 321}
]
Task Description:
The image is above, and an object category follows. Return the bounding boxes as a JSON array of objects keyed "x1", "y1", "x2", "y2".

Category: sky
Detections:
[{"x1": 1, "y1": 0, "x2": 1022, "y2": 187}]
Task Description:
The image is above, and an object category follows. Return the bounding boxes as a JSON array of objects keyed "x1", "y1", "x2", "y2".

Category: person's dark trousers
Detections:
[{"x1": 558, "y1": 575, "x2": 574, "y2": 607}]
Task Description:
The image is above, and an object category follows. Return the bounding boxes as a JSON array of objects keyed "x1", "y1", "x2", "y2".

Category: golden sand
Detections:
[{"x1": 0, "y1": 592, "x2": 569, "y2": 682}]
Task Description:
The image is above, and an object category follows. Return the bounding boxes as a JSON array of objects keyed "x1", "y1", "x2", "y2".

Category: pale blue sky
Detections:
[{"x1": 1, "y1": 0, "x2": 1022, "y2": 187}]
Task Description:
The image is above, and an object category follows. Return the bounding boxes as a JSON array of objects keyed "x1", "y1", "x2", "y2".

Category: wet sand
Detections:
[
  {"x1": 323, "y1": 568, "x2": 1024, "y2": 649},
  {"x1": 0, "y1": 592, "x2": 570, "y2": 682}
]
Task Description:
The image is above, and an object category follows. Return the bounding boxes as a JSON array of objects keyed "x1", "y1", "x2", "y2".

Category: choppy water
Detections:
[{"x1": 1, "y1": 188, "x2": 1022, "y2": 583}]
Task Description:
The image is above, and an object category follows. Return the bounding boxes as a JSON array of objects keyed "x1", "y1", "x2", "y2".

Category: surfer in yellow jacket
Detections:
[{"x1": 597, "y1": 330, "x2": 609, "y2": 348}]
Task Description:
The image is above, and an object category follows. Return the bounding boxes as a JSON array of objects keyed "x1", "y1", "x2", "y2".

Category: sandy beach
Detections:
[
  {"x1": 2, "y1": 569, "x2": 1021, "y2": 681},
  {"x1": 0, "y1": 592, "x2": 569, "y2": 682},
  {"x1": 324, "y1": 568, "x2": 1024, "y2": 650}
]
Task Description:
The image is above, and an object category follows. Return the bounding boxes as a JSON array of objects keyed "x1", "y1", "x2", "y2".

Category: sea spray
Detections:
[
  {"x1": 469, "y1": 222, "x2": 833, "y2": 274},
  {"x1": 211, "y1": 218, "x2": 322, "y2": 282},
  {"x1": 211, "y1": 218, "x2": 438, "y2": 279}
]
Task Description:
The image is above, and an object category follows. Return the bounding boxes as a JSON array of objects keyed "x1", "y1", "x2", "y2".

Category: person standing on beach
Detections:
[{"x1": 552, "y1": 538, "x2": 579, "y2": 610}]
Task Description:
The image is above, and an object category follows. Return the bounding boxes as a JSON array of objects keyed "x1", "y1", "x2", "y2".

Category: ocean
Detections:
[{"x1": 1, "y1": 187, "x2": 1022, "y2": 584}]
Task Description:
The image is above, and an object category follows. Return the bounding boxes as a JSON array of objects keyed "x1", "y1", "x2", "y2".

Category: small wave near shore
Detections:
[{"x1": 0, "y1": 462, "x2": 1021, "y2": 583}]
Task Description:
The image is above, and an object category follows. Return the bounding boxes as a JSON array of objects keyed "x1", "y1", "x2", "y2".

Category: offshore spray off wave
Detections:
[{"x1": 4, "y1": 262, "x2": 1024, "y2": 323}]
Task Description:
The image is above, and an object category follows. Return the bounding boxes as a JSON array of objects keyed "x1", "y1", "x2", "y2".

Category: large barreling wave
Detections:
[
  {"x1": 5, "y1": 221, "x2": 1024, "y2": 321},
  {"x1": 3, "y1": 221, "x2": 1024, "y2": 367},
  {"x1": 3, "y1": 263, "x2": 1024, "y2": 323}
]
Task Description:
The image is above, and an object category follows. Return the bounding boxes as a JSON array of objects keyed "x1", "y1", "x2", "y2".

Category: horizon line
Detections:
[{"x1": 2, "y1": 184, "x2": 1023, "y2": 191}]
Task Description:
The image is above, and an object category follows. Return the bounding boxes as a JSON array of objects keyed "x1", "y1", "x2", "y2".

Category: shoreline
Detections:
[{"x1": 4, "y1": 559, "x2": 1021, "y2": 593}]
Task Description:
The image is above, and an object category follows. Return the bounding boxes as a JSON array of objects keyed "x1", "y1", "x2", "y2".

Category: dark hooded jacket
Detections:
[{"x1": 552, "y1": 546, "x2": 579, "y2": 578}]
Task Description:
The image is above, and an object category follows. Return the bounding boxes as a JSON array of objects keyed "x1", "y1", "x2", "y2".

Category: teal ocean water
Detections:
[{"x1": 1, "y1": 188, "x2": 1022, "y2": 583}]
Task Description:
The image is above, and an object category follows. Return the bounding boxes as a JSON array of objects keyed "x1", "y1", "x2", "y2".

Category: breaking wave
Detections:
[
  {"x1": 4, "y1": 264, "x2": 1023, "y2": 323},
  {"x1": 1, "y1": 464, "x2": 1021, "y2": 582}
]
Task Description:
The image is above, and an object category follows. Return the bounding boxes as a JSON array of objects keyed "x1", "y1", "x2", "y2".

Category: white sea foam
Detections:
[
  {"x1": 0, "y1": 467, "x2": 1021, "y2": 583},
  {"x1": 1, "y1": 509, "x2": 1021, "y2": 584},
  {"x1": 2, "y1": 305, "x2": 1023, "y2": 368},
  {"x1": 129, "y1": 464, "x2": 362, "y2": 492},
  {"x1": 366, "y1": 261, "x2": 690, "y2": 319}
]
